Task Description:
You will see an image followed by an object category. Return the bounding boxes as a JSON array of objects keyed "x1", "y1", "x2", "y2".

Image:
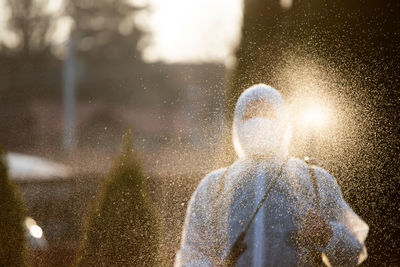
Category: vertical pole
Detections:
[{"x1": 62, "y1": 33, "x2": 76, "y2": 151}]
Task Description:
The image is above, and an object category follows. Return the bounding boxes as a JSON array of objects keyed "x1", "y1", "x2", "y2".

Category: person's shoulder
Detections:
[
  {"x1": 286, "y1": 157, "x2": 337, "y2": 183},
  {"x1": 285, "y1": 157, "x2": 310, "y2": 173},
  {"x1": 308, "y1": 163, "x2": 336, "y2": 184},
  {"x1": 205, "y1": 167, "x2": 228, "y2": 180},
  {"x1": 287, "y1": 157, "x2": 332, "y2": 176},
  {"x1": 185, "y1": 167, "x2": 227, "y2": 211},
  {"x1": 286, "y1": 157, "x2": 306, "y2": 167},
  {"x1": 293, "y1": 157, "x2": 342, "y2": 193},
  {"x1": 196, "y1": 167, "x2": 227, "y2": 194}
]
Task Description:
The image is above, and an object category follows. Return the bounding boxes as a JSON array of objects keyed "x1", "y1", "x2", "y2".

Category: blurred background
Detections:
[{"x1": 0, "y1": 0, "x2": 399, "y2": 266}]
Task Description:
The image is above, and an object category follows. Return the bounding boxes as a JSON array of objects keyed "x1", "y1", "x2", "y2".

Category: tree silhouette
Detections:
[
  {"x1": 2, "y1": 0, "x2": 54, "y2": 58},
  {"x1": 0, "y1": 149, "x2": 27, "y2": 266},
  {"x1": 76, "y1": 131, "x2": 161, "y2": 266}
]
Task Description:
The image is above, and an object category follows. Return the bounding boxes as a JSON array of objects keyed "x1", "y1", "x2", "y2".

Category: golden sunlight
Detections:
[{"x1": 133, "y1": 0, "x2": 243, "y2": 65}]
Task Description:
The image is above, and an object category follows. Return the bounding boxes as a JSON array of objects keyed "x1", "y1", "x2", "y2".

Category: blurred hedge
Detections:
[
  {"x1": 76, "y1": 132, "x2": 161, "y2": 266},
  {"x1": 0, "y1": 149, "x2": 27, "y2": 266}
]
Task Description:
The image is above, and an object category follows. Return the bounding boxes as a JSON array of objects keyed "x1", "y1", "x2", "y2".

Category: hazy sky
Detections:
[
  {"x1": 133, "y1": 0, "x2": 243, "y2": 65},
  {"x1": 0, "y1": 0, "x2": 298, "y2": 65},
  {"x1": 0, "y1": 0, "x2": 243, "y2": 65},
  {"x1": 135, "y1": 0, "x2": 292, "y2": 64}
]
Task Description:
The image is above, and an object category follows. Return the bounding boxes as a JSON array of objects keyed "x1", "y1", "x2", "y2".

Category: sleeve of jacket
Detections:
[
  {"x1": 174, "y1": 169, "x2": 226, "y2": 267},
  {"x1": 314, "y1": 167, "x2": 369, "y2": 267}
]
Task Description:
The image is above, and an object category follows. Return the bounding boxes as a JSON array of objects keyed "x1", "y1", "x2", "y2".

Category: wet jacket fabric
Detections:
[{"x1": 174, "y1": 157, "x2": 369, "y2": 266}]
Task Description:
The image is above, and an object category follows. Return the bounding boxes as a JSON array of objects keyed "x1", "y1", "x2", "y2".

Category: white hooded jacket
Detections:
[{"x1": 175, "y1": 84, "x2": 369, "y2": 266}]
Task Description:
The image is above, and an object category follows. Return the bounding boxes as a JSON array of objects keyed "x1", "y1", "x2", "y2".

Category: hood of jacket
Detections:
[{"x1": 232, "y1": 84, "x2": 292, "y2": 159}]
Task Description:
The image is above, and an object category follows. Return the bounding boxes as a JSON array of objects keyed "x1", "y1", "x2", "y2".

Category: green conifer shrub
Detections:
[
  {"x1": 0, "y1": 149, "x2": 27, "y2": 266},
  {"x1": 76, "y1": 131, "x2": 161, "y2": 266}
]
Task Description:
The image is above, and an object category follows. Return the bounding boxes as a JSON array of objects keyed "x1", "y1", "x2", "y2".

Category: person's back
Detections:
[{"x1": 175, "y1": 84, "x2": 368, "y2": 266}]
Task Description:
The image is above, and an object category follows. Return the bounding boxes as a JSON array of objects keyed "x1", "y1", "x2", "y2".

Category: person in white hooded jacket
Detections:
[{"x1": 175, "y1": 84, "x2": 369, "y2": 266}]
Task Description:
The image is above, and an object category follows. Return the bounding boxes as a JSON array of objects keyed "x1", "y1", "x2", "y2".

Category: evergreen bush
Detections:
[
  {"x1": 0, "y1": 149, "x2": 27, "y2": 266},
  {"x1": 76, "y1": 131, "x2": 161, "y2": 266}
]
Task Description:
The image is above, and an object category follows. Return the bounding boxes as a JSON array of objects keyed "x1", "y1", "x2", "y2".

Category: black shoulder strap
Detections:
[{"x1": 306, "y1": 162, "x2": 321, "y2": 211}]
